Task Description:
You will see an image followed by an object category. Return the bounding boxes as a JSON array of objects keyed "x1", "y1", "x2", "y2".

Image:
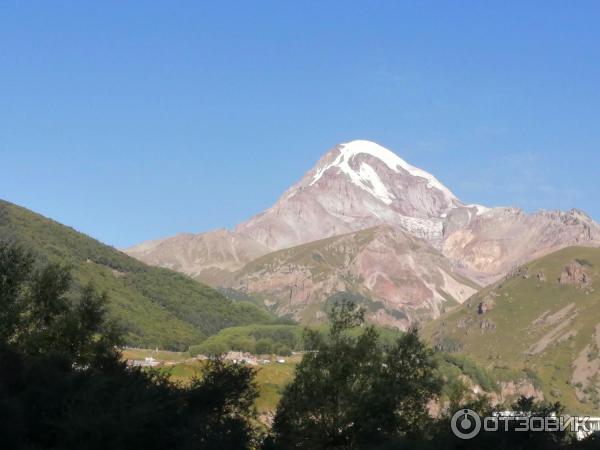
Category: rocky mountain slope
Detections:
[
  {"x1": 224, "y1": 226, "x2": 478, "y2": 327},
  {"x1": 125, "y1": 229, "x2": 269, "y2": 285},
  {"x1": 442, "y1": 207, "x2": 600, "y2": 284},
  {"x1": 423, "y1": 246, "x2": 600, "y2": 414},
  {"x1": 125, "y1": 140, "x2": 600, "y2": 329}
]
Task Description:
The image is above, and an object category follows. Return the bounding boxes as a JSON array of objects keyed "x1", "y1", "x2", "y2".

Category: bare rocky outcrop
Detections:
[
  {"x1": 477, "y1": 297, "x2": 496, "y2": 315},
  {"x1": 537, "y1": 271, "x2": 547, "y2": 282},
  {"x1": 443, "y1": 208, "x2": 600, "y2": 285},
  {"x1": 225, "y1": 226, "x2": 477, "y2": 329},
  {"x1": 526, "y1": 303, "x2": 578, "y2": 355},
  {"x1": 443, "y1": 375, "x2": 544, "y2": 409},
  {"x1": 559, "y1": 260, "x2": 591, "y2": 288},
  {"x1": 571, "y1": 324, "x2": 600, "y2": 405},
  {"x1": 494, "y1": 380, "x2": 545, "y2": 404},
  {"x1": 532, "y1": 303, "x2": 577, "y2": 328},
  {"x1": 479, "y1": 319, "x2": 496, "y2": 332}
]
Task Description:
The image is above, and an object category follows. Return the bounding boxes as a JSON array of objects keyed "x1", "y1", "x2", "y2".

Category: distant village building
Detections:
[
  {"x1": 223, "y1": 351, "x2": 258, "y2": 366},
  {"x1": 126, "y1": 357, "x2": 160, "y2": 368}
]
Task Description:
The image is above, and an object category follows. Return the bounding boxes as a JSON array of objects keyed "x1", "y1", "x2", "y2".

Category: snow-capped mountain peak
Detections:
[
  {"x1": 310, "y1": 140, "x2": 457, "y2": 205},
  {"x1": 233, "y1": 140, "x2": 468, "y2": 250}
]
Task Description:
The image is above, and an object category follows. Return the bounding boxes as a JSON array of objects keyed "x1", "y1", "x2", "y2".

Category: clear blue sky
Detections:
[{"x1": 2, "y1": 1, "x2": 599, "y2": 248}]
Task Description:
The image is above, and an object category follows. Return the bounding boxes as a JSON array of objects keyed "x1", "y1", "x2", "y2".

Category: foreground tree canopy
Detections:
[
  {"x1": 0, "y1": 243, "x2": 259, "y2": 450},
  {"x1": 267, "y1": 300, "x2": 441, "y2": 449},
  {"x1": 265, "y1": 301, "x2": 597, "y2": 450},
  {"x1": 0, "y1": 242, "x2": 598, "y2": 449}
]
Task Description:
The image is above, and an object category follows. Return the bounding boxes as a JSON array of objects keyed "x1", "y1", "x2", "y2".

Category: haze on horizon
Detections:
[{"x1": 1, "y1": 1, "x2": 599, "y2": 247}]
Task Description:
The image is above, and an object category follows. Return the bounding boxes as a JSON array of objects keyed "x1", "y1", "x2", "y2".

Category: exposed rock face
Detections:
[
  {"x1": 559, "y1": 260, "x2": 591, "y2": 288},
  {"x1": 477, "y1": 297, "x2": 496, "y2": 315},
  {"x1": 442, "y1": 208, "x2": 600, "y2": 284},
  {"x1": 125, "y1": 229, "x2": 269, "y2": 285},
  {"x1": 479, "y1": 319, "x2": 496, "y2": 332},
  {"x1": 537, "y1": 271, "x2": 547, "y2": 282},
  {"x1": 494, "y1": 380, "x2": 545, "y2": 404},
  {"x1": 224, "y1": 226, "x2": 477, "y2": 329},
  {"x1": 571, "y1": 324, "x2": 600, "y2": 404},
  {"x1": 448, "y1": 376, "x2": 544, "y2": 408},
  {"x1": 428, "y1": 377, "x2": 544, "y2": 418}
]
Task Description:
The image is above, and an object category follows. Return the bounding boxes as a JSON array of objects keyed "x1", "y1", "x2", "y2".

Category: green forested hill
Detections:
[
  {"x1": 187, "y1": 323, "x2": 407, "y2": 356},
  {"x1": 424, "y1": 246, "x2": 600, "y2": 414},
  {"x1": 0, "y1": 200, "x2": 276, "y2": 350}
]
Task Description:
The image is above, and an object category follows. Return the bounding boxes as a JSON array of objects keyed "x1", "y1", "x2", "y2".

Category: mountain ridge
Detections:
[
  {"x1": 125, "y1": 228, "x2": 270, "y2": 285},
  {"x1": 125, "y1": 140, "x2": 600, "y2": 329}
]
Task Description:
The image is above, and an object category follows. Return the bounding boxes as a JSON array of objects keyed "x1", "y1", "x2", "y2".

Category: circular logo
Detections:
[{"x1": 451, "y1": 409, "x2": 482, "y2": 440}]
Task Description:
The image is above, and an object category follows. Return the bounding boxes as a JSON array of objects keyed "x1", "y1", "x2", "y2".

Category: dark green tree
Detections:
[
  {"x1": 267, "y1": 299, "x2": 442, "y2": 449},
  {"x1": 0, "y1": 242, "x2": 259, "y2": 450},
  {"x1": 256, "y1": 337, "x2": 274, "y2": 354},
  {"x1": 0, "y1": 243, "x2": 34, "y2": 341},
  {"x1": 183, "y1": 358, "x2": 259, "y2": 449}
]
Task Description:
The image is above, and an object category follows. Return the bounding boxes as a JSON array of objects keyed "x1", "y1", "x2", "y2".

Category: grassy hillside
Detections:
[
  {"x1": 0, "y1": 200, "x2": 278, "y2": 350},
  {"x1": 424, "y1": 246, "x2": 600, "y2": 414}
]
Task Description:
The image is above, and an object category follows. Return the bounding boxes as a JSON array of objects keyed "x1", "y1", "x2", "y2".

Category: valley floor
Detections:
[{"x1": 122, "y1": 348, "x2": 301, "y2": 419}]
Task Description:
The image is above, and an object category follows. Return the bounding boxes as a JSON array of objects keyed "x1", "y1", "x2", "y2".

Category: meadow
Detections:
[{"x1": 122, "y1": 348, "x2": 302, "y2": 417}]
